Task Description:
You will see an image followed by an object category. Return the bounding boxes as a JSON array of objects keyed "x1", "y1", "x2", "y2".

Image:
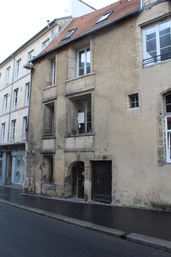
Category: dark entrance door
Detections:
[
  {"x1": 92, "y1": 161, "x2": 112, "y2": 203},
  {"x1": 72, "y1": 162, "x2": 84, "y2": 199}
]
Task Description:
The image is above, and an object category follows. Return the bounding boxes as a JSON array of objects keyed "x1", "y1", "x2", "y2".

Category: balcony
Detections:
[{"x1": 66, "y1": 73, "x2": 95, "y2": 95}]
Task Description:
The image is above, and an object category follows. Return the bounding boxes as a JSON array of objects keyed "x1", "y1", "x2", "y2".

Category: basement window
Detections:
[
  {"x1": 62, "y1": 28, "x2": 77, "y2": 41},
  {"x1": 96, "y1": 10, "x2": 113, "y2": 24}
]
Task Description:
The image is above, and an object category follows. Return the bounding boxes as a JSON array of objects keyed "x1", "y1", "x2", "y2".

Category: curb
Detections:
[
  {"x1": 0, "y1": 199, "x2": 171, "y2": 253},
  {"x1": 126, "y1": 233, "x2": 171, "y2": 253}
]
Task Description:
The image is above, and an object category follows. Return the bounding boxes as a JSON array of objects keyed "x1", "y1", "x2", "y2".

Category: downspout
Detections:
[
  {"x1": 7, "y1": 55, "x2": 15, "y2": 142},
  {"x1": 140, "y1": 0, "x2": 144, "y2": 10},
  {"x1": 26, "y1": 68, "x2": 33, "y2": 140}
]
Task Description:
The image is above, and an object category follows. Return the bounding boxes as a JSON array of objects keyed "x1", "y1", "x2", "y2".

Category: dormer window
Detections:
[
  {"x1": 96, "y1": 10, "x2": 113, "y2": 24},
  {"x1": 62, "y1": 28, "x2": 77, "y2": 41}
]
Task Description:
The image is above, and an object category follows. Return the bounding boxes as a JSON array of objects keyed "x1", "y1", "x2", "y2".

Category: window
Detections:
[
  {"x1": 62, "y1": 28, "x2": 77, "y2": 41},
  {"x1": 42, "y1": 39, "x2": 49, "y2": 49},
  {"x1": 1, "y1": 123, "x2": 5, "y2": 142},
  {"x1": 0, "y1": 159, "x2": 2, "y2": 179},
  {"x1": 44, "y1": 58, "x2": 56, "y2": 87},
  {"x1": 13, "y1": 88, "x2": 19, "y2": 109},
  {"x1": 78, "y1": 47, "x2": 90, "y2": 76},
  {"x1": 165, "y1": 94, "x2": 171, "y2": 163},
  {"x1": 129, "y1": 93, "x2": 139, "y2": 108},
  {"x1": 68, "y1": 95, "x2": 92, "y2": 135},
  {"x1": 96, "y1": 10, "x2": 113, "y2": 24},
  {"x1": 3, "y1": 94, "x2": 8, "y2": 113},
  {"x1": 25, "y1": 83, "x2": 30, "y2": 105},
  {"x1": 16, "y1": 59, "x2": 21, "y2": 78},
  {"x1": 6, "y1": 66, "x2": 10, "y2": 85},
  {"x1": 52, "y1": 60, "x2": 56, "y2": 85},
  {"x1": 77, "y1": 99, "x2": 91, "y2": 134},
  {"x1": 23, "y1": 117, "x2": 27, "y2": 140},
  {"x1": 43, "y1": 102, "x2": 54, "y2": 136},
  {"x1": 11, "y1": 120, "x2": 16, "y2": 142},
  {"x1": 143, "y1": 19, "x2": 171, "y2": 65},
  {"x1": 28, "y1": 50, "x2": 34, "y2": 61}
]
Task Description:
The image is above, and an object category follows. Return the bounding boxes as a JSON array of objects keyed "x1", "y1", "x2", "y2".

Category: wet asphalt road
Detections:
[
  {"x1": 0, "y1": 186, "x2": 171, "y2": 242},
  {"x1": 0, "y1": 202, "x2": 170, "y2": 257}
]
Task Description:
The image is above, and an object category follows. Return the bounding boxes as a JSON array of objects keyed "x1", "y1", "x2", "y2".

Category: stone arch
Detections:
[{"x1": 68, "y1": 161, "x2": 85, "y2": 199}]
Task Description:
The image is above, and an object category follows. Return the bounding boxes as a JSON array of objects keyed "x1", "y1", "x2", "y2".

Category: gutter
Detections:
[{"x1": 32, "y1": 7, "x2": 142, "y2": 63}]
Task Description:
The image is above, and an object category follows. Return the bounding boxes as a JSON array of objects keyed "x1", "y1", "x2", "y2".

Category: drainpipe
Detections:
[
  {"x1": 140, "y1": 0, "x2": 144, "y2": 10},
  {"x1": 26, "y1": 68, "x2": 33, "y2": 140},
  {"x1": 7, "y1": 55, "x2": 15, "y2": 142}
]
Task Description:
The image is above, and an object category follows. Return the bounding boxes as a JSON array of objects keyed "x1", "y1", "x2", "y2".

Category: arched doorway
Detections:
[{"x1": 72, "y1": 161, "x2": 84, "y2": 199}]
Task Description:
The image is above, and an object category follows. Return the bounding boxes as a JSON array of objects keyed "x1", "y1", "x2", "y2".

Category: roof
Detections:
[{"x1": 35, "y1": 0, "x2": 141, "y2": 61}]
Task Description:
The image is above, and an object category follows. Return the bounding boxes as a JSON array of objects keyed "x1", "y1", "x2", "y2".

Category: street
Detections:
[{"x1": 0, "y1": 202, "x2": 170, "y2": 257}]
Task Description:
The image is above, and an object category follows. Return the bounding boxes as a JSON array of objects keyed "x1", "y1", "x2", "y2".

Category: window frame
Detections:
[
  {"x1": 11, "y1": 120, "x2": 16, "y2": 142},
  {"x1": 143, "y1": 19, "x2": 171, "y2": 66},
  {"x1": 42, "y1": 39, "x2": 49, "y2": 49},
  {"x1": 23, "y1": 116, "x2": 27, "y2": 140},
  {"x1": 96, "y1": 10, "x2": 113, "y2": 24},
  {"x1": 128, "y1": 93, "x2": 139, "y2": 108},
  {"x1": 25, "y1": 83, "x2": 30, "y2": 105},
  {"x1": 13, "y1": 88, "x2": 19, "y2": 109},
  {"x1": 3, "y1": 94, "x2": 8, "y2": 114},
  {"x1": 28, "y1": 50, "x2": 34, "y2": 61},
  {"x1": 77, "y1": 47, "x2": 90, "y2": 77},
  {"x1": 165, "y1": 94, "x2": 171, "y2": 163},
  {"x1": 1, "y1": 123, "x2": 5, "y2": 142},
  {"x1": 16, "y1": 59, "x2": 21, "y2": 78},
  {"x1": 6, "y1": 66, "x2": 10, "y2": 85}
]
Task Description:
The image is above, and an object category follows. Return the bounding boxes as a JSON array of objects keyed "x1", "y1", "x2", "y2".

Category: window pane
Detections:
[
  {"x1": 166, "y1": 95, "x2": 171, "y2": 112},
  {"x1": 86, "y1": 49, "x2": 90, "y2": 74},
  {"x1": 145, "y1": 27, "x2": 157, "y2": 62},
  {"x1": 0, "y1": 160, "x2": 2, "y2": 179},
  {"x1": 79, "y1": 50, "x2": 85, "y2": 76}
]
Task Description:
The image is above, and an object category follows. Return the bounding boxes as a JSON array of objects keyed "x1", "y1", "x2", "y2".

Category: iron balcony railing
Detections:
[{"x1": 143, "y1": 52, "x2": 171, "y2": 66}]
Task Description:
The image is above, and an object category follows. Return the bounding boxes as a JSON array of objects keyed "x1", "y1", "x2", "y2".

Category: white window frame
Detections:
[
  {"x1": 13, "y1": 88, "x2": 19, "y2": 109},
  {"x1": 42, "y1": 39, "x2": 49, "y2": 49},
  {"x1": 52, "y1": 60, "x2": 56, "y2": 85},
  {"x1": 11, "y1": 120, "x2": 16, "y2": 142},
  {"x1": 28, "y1": 50, "x2": 34, "y2": 61},
  {"x1": 25, "y1": 83, "x2": 30, "y2": 105},
  {"x1": 23, "y1": 116, "x2": 27, "y2": 140},
  {"x1": 16, "y1": 59, "x2": 21, "y2": 78},
  {"x1": 77, "y1": 47, "x2": 90, "y2": 77},
  {"x1": 3, "y1": 94, "x2": 8, "y2": 114},
  {"x1": 143, "y1": 19, "x2": 171, "y2": 66},
  {"x1": 1, "y1": 123, "x2": 5, "y2": 142},
  {"x1": 6, "y1": 66, "x2": 10, "y2": 85},
  {"x1": 77, "y1": 98, "x2": 91, "y2": 134},
  {"x1": 165, "y1": 116, "x2": 171, "y2": 163}
]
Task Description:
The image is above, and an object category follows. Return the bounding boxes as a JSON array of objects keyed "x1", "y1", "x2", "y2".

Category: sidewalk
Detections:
[{"x1": 0, "y1": 186, "x2": 171, "y2": 252}]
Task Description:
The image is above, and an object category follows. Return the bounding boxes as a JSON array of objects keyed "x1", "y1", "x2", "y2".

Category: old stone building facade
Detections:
[{"x1": 24, "y1": 0, "x2": 171, "y2": 207}]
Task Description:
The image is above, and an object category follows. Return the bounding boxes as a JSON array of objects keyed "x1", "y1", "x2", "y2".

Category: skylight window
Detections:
[
  {"x1": 62, "y1": 28, "x2": 77, "y2": 41},
  {"x1": 96, "y1": 10, "x2": 113, "y2": 24}
]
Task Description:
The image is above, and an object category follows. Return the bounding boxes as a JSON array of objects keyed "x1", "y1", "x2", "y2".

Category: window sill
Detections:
[
  {"x1": 66, "y1": 72, "x2": 95, "y2": 83},
  {"x1": 42, "y1": 135, "x2": 55, "y2": 140},
  {"x1": 43, "y1": 84, "x2": 57, "y2": 91},
  {"x1": 65, "y1": 132, "x2": 95, "y2": 138}
]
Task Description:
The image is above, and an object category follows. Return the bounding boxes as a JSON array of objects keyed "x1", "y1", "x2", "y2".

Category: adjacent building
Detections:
[
  {"x1": 0, "y1": 0, "x2": 95, "y2": 187},
  {"x1": 24, "y1": 0, "x2": 171, "y2": 208}
]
